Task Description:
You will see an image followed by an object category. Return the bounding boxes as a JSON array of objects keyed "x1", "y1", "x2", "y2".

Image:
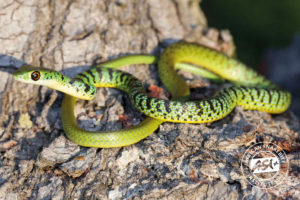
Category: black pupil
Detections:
[{"x1": 31, "y1": 71, "x2": 40, "y2": 81}]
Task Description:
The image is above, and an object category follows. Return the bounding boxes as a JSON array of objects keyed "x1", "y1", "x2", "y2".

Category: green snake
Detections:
[{"x1": 13, "y1": 42, "x2": 291, "y2": 147}]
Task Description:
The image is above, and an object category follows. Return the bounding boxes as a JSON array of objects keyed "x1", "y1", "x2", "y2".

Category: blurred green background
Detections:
[
  {"x1": 201, "y1": 0, "x2": 300, "y2": 68},
  {"x1": 201, "y1": 0, "x2": 300, "y2": 117}
]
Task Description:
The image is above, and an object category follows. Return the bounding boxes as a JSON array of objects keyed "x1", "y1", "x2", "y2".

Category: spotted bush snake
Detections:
[{"x1": 13, "y1": 42, "x2": 291, "y2": 147}]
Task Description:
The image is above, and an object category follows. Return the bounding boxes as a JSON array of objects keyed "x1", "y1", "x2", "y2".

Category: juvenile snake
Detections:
[{"x1": 13, "y1": 42, "x2": 291, "y2": 147}]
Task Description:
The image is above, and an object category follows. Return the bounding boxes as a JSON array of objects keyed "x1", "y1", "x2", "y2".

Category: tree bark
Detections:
[{"x1": 0, "y1": 0, "x2": 299, "y2": 199}]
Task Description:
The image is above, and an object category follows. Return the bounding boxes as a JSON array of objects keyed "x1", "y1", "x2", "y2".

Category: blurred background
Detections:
[{"x1": 202, "y1": 0, "x2": 300, "y2": 117}]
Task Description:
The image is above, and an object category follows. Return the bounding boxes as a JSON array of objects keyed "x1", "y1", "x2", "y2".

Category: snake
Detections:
[{"x1": 13, "y1": 42, "x2": 291, "y2": 147}]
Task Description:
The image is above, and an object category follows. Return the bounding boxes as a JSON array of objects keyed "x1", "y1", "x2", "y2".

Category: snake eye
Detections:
[{"x1": 31, "y1": 71, "x2": 40, "y2": 81}]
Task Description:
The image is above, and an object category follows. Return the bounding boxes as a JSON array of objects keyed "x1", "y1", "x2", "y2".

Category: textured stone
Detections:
[{"x1": 0, "y1": 0, "x2": 299, "y2": 199}]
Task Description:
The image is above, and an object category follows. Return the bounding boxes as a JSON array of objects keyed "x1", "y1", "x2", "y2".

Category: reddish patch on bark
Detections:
[
  {"x1": 119, "y1": 114, "x2": 133, "y2": 127},
  {"x1": 189, "y1": 168, "x2": 199, "y2": 183},
  {"x1": 0, "y1": 140, "x2": 17, "y2": 152},
  {"x1": 148, "y1": 84, "x2": 164, "y2": 98},
  {"x1": 97, "y1": 114, "x2": 103, "y2": 120},
  {"x1": 273, "y1": 140, "x2": 291, "y2": 152}
]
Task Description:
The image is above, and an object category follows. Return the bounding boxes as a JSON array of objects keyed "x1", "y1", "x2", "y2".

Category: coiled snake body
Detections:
[{"x1": 13, "y1": 42, "x2": 291, "y2": 147}]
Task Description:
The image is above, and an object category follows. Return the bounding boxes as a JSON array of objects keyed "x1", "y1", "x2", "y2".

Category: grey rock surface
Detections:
[{"x1": 0, "y1": 0, "x2": 299, "y2": 199}]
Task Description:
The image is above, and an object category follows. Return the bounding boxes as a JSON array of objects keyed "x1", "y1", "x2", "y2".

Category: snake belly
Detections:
[{"x1": 13, "y1": 42, "x2": 291, "y2": 147}]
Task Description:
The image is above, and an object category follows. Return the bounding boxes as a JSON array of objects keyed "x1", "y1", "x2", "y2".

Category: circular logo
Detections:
[{"x1": 241, "y1": 142, "x2": 289, "y2": 189}]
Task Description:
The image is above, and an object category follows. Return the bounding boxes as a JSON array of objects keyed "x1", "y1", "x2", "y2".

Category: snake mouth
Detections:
[{"x1": 12, "y1": 70, "x2": 27, "y2": 82}]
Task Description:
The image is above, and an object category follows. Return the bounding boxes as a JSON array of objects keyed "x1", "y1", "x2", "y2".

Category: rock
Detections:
[
  {"x1": 36, "y1": 136, "x2": 81, "y2": 169},
  {"x1": 18, "y1": 113, "x2": 33, "y2": 129}
]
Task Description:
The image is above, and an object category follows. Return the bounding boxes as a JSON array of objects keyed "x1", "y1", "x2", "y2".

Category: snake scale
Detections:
[{"x1": 13, "y1": 42, "x2": 291, "y2": 147}]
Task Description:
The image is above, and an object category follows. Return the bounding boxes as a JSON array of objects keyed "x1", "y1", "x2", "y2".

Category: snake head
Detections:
[
  {"x1": 13, "y1": 65, "x2": 96, "y2": 100},
  {"x1": 13, "y1": 65, "x2": 68, "y2": 94},
  {"x1": 13, "y1": 65, "x2": 56, "y2": 85}
]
